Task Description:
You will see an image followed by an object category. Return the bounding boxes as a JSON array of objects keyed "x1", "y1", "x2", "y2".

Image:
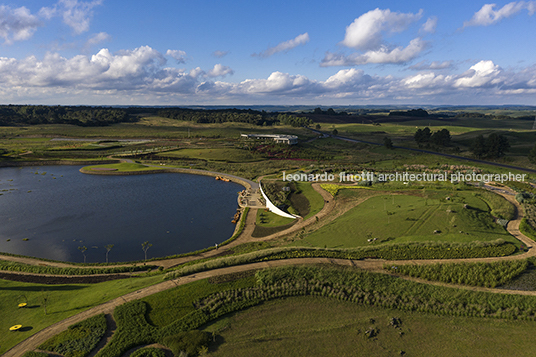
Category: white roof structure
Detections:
[{"x1": 241, "y1": 133, "x2": 298, "y2": 145}]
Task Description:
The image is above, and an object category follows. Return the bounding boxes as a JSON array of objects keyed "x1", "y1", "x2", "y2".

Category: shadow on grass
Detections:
[{"x1": 0, "y1": 285, "x2": 85, "y2": 292}]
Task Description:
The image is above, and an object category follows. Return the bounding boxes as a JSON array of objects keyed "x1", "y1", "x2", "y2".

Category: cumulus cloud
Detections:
[
  {"x1": 166, "y1": 49, "x2": 187, "y2": 64},
  {"x1": 324, "y1": 9, "x2": 427, "y2": 66},
  {"x1": 409, "y1": 60, "x2": 453, "y2": 70},
  {"x1": 84, "y1": 32, "x2": 110, "y2": 48},
  {"x1": 322, "y1": 38, "x2": 427, "y2": 66},
  {"x1": 0, "y1": 5, "x2": 41, "y2": 44},
  {"x1": 207, "y1": 64, "x2": 234, "y2": 77},
  {"x1": 2, "y1": 47, "x2": 536, "y2": 104},
  {"x1": 39, "y1": 0, "x2": 102, "y2": 34},
  {"x1": 252, "y1": 33, "x2": 310, "y2": 58},
  {"x1": 341, "y1": 8, "x2": 423, "y2": 50},
  {"x1": 421, "y1": 16, "x2": 437, "y2": 33},
  {"x1": 463, "y1": 1, "x2": 536, "y2": 27},
  {"x1": 212, "y1": 50, "x2": 229, "y2": 58},
  {"x1": 454, "y1": 60, "x2": 502, "y2": 87}
]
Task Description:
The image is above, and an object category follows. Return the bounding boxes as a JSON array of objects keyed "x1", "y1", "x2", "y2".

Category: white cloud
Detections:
[
  {"x1": 39, "y1": 0, "x2": 102, "y2": 35},
  {"x1": 252, "y1": 33, "x2": 310, "y2": 58},
  {"x1": 0, "y1": 5, "x2": 41, "y2": 44},
  {"x1": 212, "y1": 50, "x2": 229, "y2": 58},
  {"x1": 341, "y1": 8, "x2": 423, "y2": 50},
  {"x1": 166, "y1": 49, "x2": 187, "y2": 64},
  {"x1": 403, "y1": 72, "x2": 449, "y2": 89},
  {"x1": 207, "y1": 64, "x2": 233, "y2": 77},
  {"x1": 238, "y1": 71, "x2": 314, "y2": 93},
  {"x1": 463, "y1": 1, "x2": 536, "y2": 27},
  {"x1": 409, "y1": 60, "x2": 453, "y2": 70},
  {"x1": 454, "y1": 60, "x2": 501, "y2": 87},
  {"x1": 321, "y1": 38, "x2": 428, "y2": 66},
  {"x1": 84, "y1": 32, "x2": 110, "y2": 48},
  {"x1": 1, "y1": 47, "x2": 536, "y2": 105},
  {"x1": 325, "y1": 9, "x2": 427, "y2": 67},
  {"x1": 421, "y1": 16, "x2": 437, "y2": 33}
]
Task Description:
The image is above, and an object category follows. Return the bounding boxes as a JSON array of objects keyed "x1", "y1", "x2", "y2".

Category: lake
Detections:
[{"x1": 0, "y1": 165, "x2": 243, "y2": 263}]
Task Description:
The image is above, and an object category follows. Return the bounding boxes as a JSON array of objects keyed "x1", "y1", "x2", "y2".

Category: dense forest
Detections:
[
  {"x1": 0, "y1": 105, "x2": 314, "y2": 127},
  {"x1": 0, "y1": 105, "x2": 134, "y2": 127},
  {"x1": 157, "y1": 108, "x2": 312, "y2": 127}
]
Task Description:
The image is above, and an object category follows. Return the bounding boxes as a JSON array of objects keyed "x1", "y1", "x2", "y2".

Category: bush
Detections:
[
  {"x1": 39, "y1": 314, "x2": 107, "y2": 357},
  {"x1": 95, "y1": 301, "x2": 158, "y2": 357},
  {"x1": 22, "y1": 352, "x2": 50, "y2": 357},
  {"x1": 161, "y1": 331, "x2": 209, "y2": 357},
  {"x1": 130, "y1": 347, "x2": 167, "y2": 357},
  {"x1": 165, "y1": 240, "x2": 517, "y2": 280},
  {"x1": 386, "y1": 260, "x2": 529, "y2": 288}
]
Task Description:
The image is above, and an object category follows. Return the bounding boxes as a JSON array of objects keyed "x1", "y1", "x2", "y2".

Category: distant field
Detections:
[
  {"x1": 293, "y1": 190, "x2": 516, "y2": 248},
  {"x1": 160, "y1": 148, "x2": 266, "y2": 162},
  {"x1": 206, "y1": 296, "x2": 536, "y2": 357}
]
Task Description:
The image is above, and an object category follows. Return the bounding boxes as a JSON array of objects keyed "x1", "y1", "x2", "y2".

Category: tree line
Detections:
[
  {"x1": 0, "y1": 105, "x2": 133, "y2": 126},
  {"x1": 414, "y1": 127, "x2": 451, "y2": 146},
  {"x1": 158, "y1": 108, "x2": 312, "y2": 127},
  {"x1": 0, "y1": 105, "x2": 314, "y2": 128}
]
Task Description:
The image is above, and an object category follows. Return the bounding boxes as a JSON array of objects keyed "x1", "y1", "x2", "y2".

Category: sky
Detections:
[{"x1": 0, "y1": 0, "x2": 535, "y2": 106}]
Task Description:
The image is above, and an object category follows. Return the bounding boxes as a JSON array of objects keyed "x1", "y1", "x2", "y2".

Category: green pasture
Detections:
[
  {"x1": 82, "y1": 162, "x2": 169, "y2": 172},
  {"x1": 0, "y1": 275, "x2": 162, "y2": 355},
  {"x1": 294, "y1": 190, "x2": 516, "y2": 248},
  {"x1": 0, "y1": 117, "x2": 313, "y2": 141},
  {"x1": 293, "y1": 182, "x2": 324, "y2": 219},
  {"x1": 256, "y1": 210, "x2": 295, "y2": 227},
  {"x1": 160, "y1": 148, "x2": 266, "y2": 162},
  {"x1": 142, "y1": 276, "x2": 256, "y2": 328},
  {"x1": 207, "y1": 296, "x2": 536, "y2": 357}
]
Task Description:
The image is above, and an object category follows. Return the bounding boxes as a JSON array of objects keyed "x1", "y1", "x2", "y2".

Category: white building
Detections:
[{"x1": 240, "y1": 133, "x2": 298, "y2": 145}]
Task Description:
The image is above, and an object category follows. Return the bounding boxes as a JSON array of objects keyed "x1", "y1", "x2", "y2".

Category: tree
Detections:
[
  {"x1": 315, "y1": 124, "x2": 321, "y2": 130},
  {"x1": 431, "y1": 129, "x2": 451, "y2": 146},
  {"x1": 414, "y1": 127, "x2": 431, "y2": 144},
  {"x1": 331, "y1": 129, "x2": 338, "y2": 136},
  {"x1": 142, "y1": 241, "x2": 152, "y2": 260},
  {"x1": 41, "y1": 289, "x2": 49, "y2": 315},
  {"x1": 470, "y1": 133, "x2": 510, "y2": 159},
  {"x1": 78, "y1": 246, "x2": 87, "y2": 263},
  {"x1": 383, "y1": 136, "x2": 394, "y2": 150},
  {"x1": 471, "y1": 135, "x2": 487, "y2": 158},
  {"x1": 529, "y1": 144, "x2": 536, "y2": 164},
  {"x1": 105, "y1": 244, "x2": 114, "y2": 264},
  {"x1": 486, "y1": 133, "x2": 510, "y2": 158}
]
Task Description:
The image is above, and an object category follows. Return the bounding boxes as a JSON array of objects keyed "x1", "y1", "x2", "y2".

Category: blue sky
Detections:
[{"x1": 0, "y1": 0, "x2": 535, "y2": 105}]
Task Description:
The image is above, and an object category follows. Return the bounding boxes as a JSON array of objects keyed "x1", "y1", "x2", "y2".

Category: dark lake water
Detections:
[{"x1": 0, "y1": 166, "x2": 243, "y2": 263}]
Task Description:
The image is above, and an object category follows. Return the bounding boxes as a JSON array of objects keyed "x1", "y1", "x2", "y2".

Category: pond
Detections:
[{"x1": 0, "y1": 166, "x2": 243, "y2": 263}]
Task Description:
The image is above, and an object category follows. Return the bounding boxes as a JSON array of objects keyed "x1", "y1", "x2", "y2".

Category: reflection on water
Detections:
[{"x1": 0, "y1": 166, "x2": 242, "y2": 263}]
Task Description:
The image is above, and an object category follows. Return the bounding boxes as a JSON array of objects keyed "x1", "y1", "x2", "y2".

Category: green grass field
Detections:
[
  {"x1": 82, "y1": 162, "x2": 170, "y2": 172},
  {"x1": 0, "y1": 275, "x2": 163, "y2": 355},
  {"x1": 256, "y1": 210, "x2": 296, "y2": 227},
  {"x1": 294, "y1": 190, "x2": 516, "y2": 248},
  {"x1": 160, "y1": 148, "x2": 266, "y2": 162},
  {"x1": 206, "y1": 296, "x2": 536, "y2": 357}
]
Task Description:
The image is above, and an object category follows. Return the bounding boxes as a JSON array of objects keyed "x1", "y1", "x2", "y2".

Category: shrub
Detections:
[
  {"x1": 22, "y1": 352, "x2": 50, "y2": 357},
  {"x1": 385, "y1": 260, "x2": 529, "y2": 288},
  {"x1": 161, "y1": 331, "x2": 209, "y2": 357},
  {"x1": 130, "y1": 347, "x2": 167, "y2": 357},
  {"x1": 165, "y1": 240, "x2": 516, "y2": 280},
  {"x1": 39, "y1": 314, "x2": 107, "y2": 357}
]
